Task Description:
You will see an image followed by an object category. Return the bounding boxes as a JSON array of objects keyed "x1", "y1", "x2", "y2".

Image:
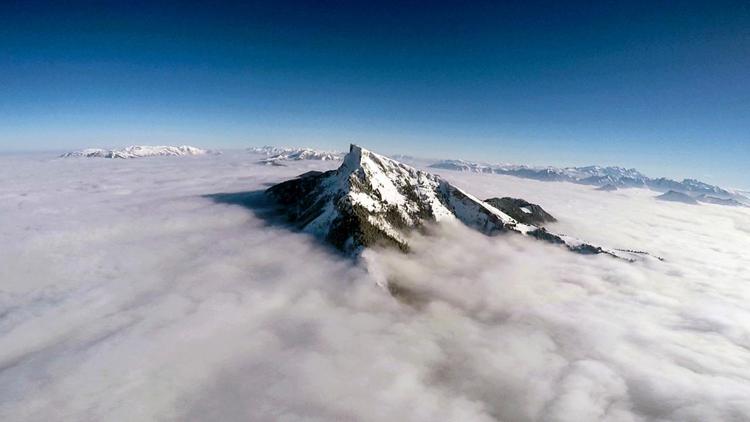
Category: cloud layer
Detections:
[{"x1": 1, "y1": 152, "x2": 749, "y2": 421}]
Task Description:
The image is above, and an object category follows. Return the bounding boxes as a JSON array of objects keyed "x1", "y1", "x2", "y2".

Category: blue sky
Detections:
[{"x1": 1, "y1": 1, "x2": 748, "y2": 187}]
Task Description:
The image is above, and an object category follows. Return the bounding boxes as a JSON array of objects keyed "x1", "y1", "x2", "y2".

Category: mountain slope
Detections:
[
  {"x1": 267, "y1": 144, "x2": 463, "y2": 253},
  {"x1": 267, "y1": 145, "x2": 641, "y2": 260}
]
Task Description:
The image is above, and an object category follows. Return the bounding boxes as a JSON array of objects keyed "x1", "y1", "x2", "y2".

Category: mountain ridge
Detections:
[
  {"x1": 430, "y1": 159, "x2": 747, "y2": 204},
  {"x1": 60, "y1": 145, "x2": 214, "y2": 159},
  {"x1": 266, "y1": 145, "x2": 653, "y2": 261},
  {"x1": 248, "y1": 145, "x2": 344, "y2": 163}
]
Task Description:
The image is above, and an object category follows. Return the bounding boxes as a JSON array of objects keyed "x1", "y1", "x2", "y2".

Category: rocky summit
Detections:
[{"x1": 267, "y1": 144, "x2": 644, "y2": 260}]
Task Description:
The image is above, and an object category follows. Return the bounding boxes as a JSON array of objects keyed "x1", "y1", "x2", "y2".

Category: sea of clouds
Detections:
[{"x1": 0, "y1": 151, "x2": 749, "y2": 421}]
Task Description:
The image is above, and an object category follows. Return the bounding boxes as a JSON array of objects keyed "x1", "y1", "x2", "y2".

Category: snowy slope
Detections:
[
  {"x1": 61, "y1": 145, "x2": 214, "y2": 159},
  {"x1": 268, "y1": 145, "x2": 644, "y2": 260}
]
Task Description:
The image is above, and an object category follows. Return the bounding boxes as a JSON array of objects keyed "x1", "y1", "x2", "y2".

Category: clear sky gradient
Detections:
[{"x1": 1, "y1": 1, "x2": 748, "y2": 187}]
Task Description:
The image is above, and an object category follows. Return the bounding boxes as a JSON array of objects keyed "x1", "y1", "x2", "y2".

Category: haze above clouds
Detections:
[{"x1": 1, "y1": 152, "x2": 749, "y2": 421}]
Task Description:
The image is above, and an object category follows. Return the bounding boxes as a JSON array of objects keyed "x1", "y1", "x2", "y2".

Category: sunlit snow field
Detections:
[{"x1": 1, "y1": 151, "x2": 749, "y2": 421}]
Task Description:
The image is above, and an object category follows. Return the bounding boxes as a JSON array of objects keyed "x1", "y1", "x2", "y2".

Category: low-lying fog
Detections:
[{"x1": 1, "y1": 152, "x2": 749, "y2": 421}]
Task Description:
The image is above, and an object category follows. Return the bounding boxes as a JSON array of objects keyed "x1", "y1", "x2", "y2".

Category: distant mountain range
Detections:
[
  {"x1": 61, "y1": 145, "x2": 214, "y2": 159},
  {"x1": 430, "y1": 159, "x2": 748, "y2": 205},
  {"x1": 266, "y1": 145, "x2": 656, "y2": 261},
  {"x1": 248, "y1": 146, "x2": 344, "y2": 164}
]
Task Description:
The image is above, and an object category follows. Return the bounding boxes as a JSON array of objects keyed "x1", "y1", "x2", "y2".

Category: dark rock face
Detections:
[
  {"x1": 656, "y1": 190, "x2": 699, "y2": 205},
  {"x1": 267, "y1": 175, "x2": 408, "y2": 253},
  {"x1": 266, "y1": 170, "x2": 336, "y2": 227},
  {"x1": 484, "y1": 197, "x2": 557, "y2": 226},
  {"x1": 527, "y1": 227, "x2": 566, "y2": 244},
  {"x1": 265, "y1": 155, "x2": 415, "y2": 253}
]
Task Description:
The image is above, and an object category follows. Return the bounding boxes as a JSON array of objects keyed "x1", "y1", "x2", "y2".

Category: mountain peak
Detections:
[
  {"x1": 267, "y1": 145, "x2": 456, "y2": 253},
  {"x1": 267, "y1": 146, "x2": 648, "y2": 260},
  {"x1": 342, "y1": 143, "x2": 364, "y2": 171}
]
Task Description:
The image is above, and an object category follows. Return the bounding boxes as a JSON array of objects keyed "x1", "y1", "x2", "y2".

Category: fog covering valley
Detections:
[{"x1": 1, "y1": 150, "x2": 750, "y2": 421}]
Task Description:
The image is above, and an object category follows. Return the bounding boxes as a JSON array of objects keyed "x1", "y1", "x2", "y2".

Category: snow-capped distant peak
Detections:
[
  {"x1": 429, "y1": 158, "x2": 748, "y2": 205},
  {"x1": 61, "y1": 145, "x2": 215, "y2": 159},
  {"x1": 248, "y1": 145, "x2": 344, "y2": 163}
]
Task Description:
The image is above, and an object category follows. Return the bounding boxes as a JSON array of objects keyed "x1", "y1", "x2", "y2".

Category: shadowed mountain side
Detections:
[{"x1": 203, "y1": 189, "x2": 402, "y2": 258}]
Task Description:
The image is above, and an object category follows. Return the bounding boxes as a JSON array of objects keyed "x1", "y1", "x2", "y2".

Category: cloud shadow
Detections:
[
  {"x1": 203, "y1": 190, "x2": 284, "y2": 226},
  {"x1": 202, "y1": 189, "x2": 349, "y2": 258}
]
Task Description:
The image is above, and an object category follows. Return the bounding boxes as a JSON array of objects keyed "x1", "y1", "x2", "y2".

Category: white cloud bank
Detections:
[{"x1": 0, "y1": 152, "x2": 749, "y2": 421}]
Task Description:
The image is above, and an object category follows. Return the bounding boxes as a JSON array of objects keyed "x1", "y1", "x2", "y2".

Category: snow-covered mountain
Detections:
[
  {"x1": 61, "y1": 145, "x2": 214, "y2": 159},
  {"x1": 430, "y1": 159, "x2": 748, "y2": 204},
  {"x1": 267, "y1": 145, "x2": 648, "y2": 261},
  {"x1": 248, "y1": 145, "x2": 343, "y2": 164}
]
